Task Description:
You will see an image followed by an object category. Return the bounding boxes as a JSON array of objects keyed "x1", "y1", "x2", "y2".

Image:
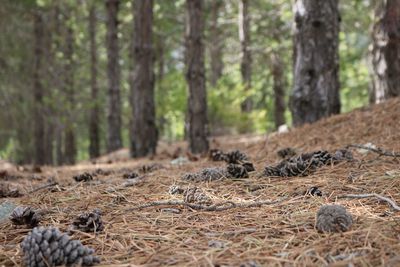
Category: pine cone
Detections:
[
  {"x1": 332, "y1": 149, "x2": 353, "y2": 162},
  {"x1": 307, "y1": 186, "x2": 322, "y2": 196},
  {"x1": 241, "y1": 162, "x2": 255, "y2": 172},
  {"x1": 316, "y1": 205, "x2": 353, "y2": 233},
  {"x1": 9, "y1": 206, "x2": 40, "y2": 227},
  {"x1": 72, "y1": 209, "x2": 104, "y2": 233},
  {"x1": 183, "y1": 187, "x2": 212, "y2": 204},
  {"x1": 21, "y1": 226, "x2": 100, "y2": 267},
  {"x1": 227, "y1": 164, "x2": 249, "y2": 178},
  {"x1": 73, "y1": 173, "x2": 93, "y2": 182},
  {"x1": 200, "y1": 167, "x2": 227, "y2": 180},
  {"x1": 277, "y1": 147, "x2": 297, "y2": 159},
  {"x1": 209, "y1": 149, "x2": 227, "y2": 161},
  {"x1": 0, "y1": 183, "x2": 22, "y2": 197},
  {"x1": 139, "y1": 163, "x2": 164, "y2": 173},
  {"x1": 224, "y1": 150, "x2": 249, "y2": 164},
  {"x1": 181, "y1": 172, "x2": 203, "y2": 181},
  {"x1": 168, "y1": 185, "x2": 185, "y2": 195},
  {"x1": 122, "y1": 172, "x2": 139, "y2": 179}
]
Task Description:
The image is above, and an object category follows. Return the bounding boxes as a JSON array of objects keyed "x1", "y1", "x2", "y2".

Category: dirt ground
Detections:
[{"x1": 1, "y1": 98, "x2": 400, "y2": 266}]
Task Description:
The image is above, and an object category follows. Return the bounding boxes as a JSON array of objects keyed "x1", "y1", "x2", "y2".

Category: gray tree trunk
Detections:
[
  {"x1": 130, "y1": 0, "x2": 158, "y2": 157},
  {"x1": 370, "y1": 0, "x2": 400, "y2": 103},
  {"x1": 63, "y1": 25, "x2": 76, "y2": 165},
  {"x1": 239, "y1": 0, "x2": 252, "y2": 112},
  {"x1": 89, "y1": 5, "x2": 100, "y2": 159},
  {"x1": 209, "y1": 0, "x2": 223, "y2": 87},
  {"x1": 186, "y1": 0, "x2": 209, "y2": 154},
  {"x1": 33, "y1": 10, "x2": 46, "y2": 165},
  {"x1": 271, "y1": 54, "x2": 286, "y2": 129},
  {"x1": 290, "y1": 0, "x2": 341, "y2": 126},
  {"x1": 106, "y1": 0, "x2": 122, "y2": 152}
]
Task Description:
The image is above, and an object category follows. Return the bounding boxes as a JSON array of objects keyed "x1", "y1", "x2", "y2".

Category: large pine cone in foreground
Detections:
[{"x1": 21, "y1": 226, "x2": 100, "y2": 267}]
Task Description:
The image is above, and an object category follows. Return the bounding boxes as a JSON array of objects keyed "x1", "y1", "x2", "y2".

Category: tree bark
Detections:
[
  {"x1": 209, "y1": 0, "x2": 223, "y2": 87},
  {"x1": 89, "y1": 5, "x2": 100, "y2": 159},
  {"x1": 106, "y1": 0, "x2": 122, "y2": 152},
  {"x1": 33, "y1": 10, "x2": 46, "y2": 165},
  {"x1": 290, "y1": 0, "x2": 341, "y2": 126},
  {"x1": 130, "y1": 0, "x2": 158, "y2": 157},
  {"x1": 63, "y1": 25, "x2": 76, "y2": 165},
  {"x1": 370, "y1": 0, "x2": 400, "y2": 103},
  {"x1": 239, "y1": 0, "x2": 252, "y2": 112},
  {"x1": 186, "y1": 0, "x2": 209, "y2": 154},
  {"x1": 271, "y1": 54, "x2": 286, "y2": 129}
]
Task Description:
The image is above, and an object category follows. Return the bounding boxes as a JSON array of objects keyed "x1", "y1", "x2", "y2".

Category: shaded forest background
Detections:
[{"x1": 0, "y1": 0, "x2": 384, "y2": 164}]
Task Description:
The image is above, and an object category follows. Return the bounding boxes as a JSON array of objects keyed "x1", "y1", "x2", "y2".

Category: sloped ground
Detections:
[{"x1": 1, "y1": 98, "x2": 400, "y2": 266}]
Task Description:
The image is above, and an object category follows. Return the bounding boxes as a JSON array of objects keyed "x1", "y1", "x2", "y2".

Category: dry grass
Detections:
[{"x1": 1, "y1": 98, "x2": 400, "y2": 266}]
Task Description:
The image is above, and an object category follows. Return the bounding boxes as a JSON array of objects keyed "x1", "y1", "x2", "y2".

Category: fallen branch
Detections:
[
  {"x1": 338, "y1": 193, "x2": 400, "y2": 211},
  {"x1": 347, "y1": 144, "x2": 400, "y2": 157},
  {"x1": 126, "y1": 197, "x2": 288, "y2": 212}
]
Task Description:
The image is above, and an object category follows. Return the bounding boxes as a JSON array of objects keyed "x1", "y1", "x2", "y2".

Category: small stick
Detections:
[
  {"x1": 126, "y1": 197, "x2": 288, "y2": 212},
  {"x1": 28, "y1": 181, "x2": 58, "y2": 193},
  {"x1": 347, "y1": 144, "x2": 400, "y2": 157},
  {"x1": 338, "y1": 193, "x2": 400, "y2": 211}
]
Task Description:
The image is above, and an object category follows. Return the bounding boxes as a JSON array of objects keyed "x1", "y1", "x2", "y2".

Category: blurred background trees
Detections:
[{"x1": 0, "y1": 0, "x2": 394, "y2": 164}]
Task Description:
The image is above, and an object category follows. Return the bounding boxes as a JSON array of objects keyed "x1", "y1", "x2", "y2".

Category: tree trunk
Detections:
[
  {"x1": 239, "y1": 0, "x2": 252, "y2": 112},
  {"x1": 209, "y1": 0, "x2": 223, "y2": 87},
  {"x1": 89, "y1": 5, "x2": 100, "y2": 159},
  {"x1": 63, "y1": 25, "x2": 76, "y2": 165},
  {"x1": 33, "y1": 10, "x2": 46, "y2": 165},
  {"x1": 271, "y1": 54, "x2": 286, "y2": 129},
  {"x1": 185, "y1": 0, "x2": 209, "y2": 154},
  {"x1": 370, "y1": 0, "x2": 400, "y2": 103},
  {"x1": 290, "y1": 0, "x2": 341, "y2": 126},
  {"x1": 106, "y1": 0, "x2": 122, "y2": 152},
  {"x1": 130, "y1": 0, "x2": 158, "y2": 157}
]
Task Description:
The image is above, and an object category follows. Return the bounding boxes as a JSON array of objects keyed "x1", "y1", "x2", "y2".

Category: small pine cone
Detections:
[
  {"x1": 140, "y1": 163, "x2": 164, "y2": 173},
  {"x1": 316, "y1": 205, "x2": 353, "y2": 233},
  {"x1": 183, "y1": 187, "x2": 212, "y2": 204},
  {"x1": 277, "y1": 147, "x2": 297, "y2": 159},
  {"x1": 200, "y1": 167, "x2": 227, "y2": 181},
  {"x1": 168, "y1": 185, "x2": 185, "y2": 195},
  {"x1": 181, "y1": 172, "x2": 203, "y2": 181},
  {"x1": 241, "y1": 162, "x2": 255, "y2": 172},
  {"x1": 73, "y1": 172, "x2": 93, "y2": 182},
  {"x1": 21, "y1": 226, "x2": 100, "y2": 267},
  {"x1": 122, "y1": 172, "x2": 139, "y2": 179},
  {"x1": 9, "y1": 206, "x2": 40, "y2": 227},
  {"x1": 0, "y1": 183, "x2": 22, "y2": 198},
  {"x1": 332, "y1": 149, "x2": 353, "y2": 162},
  {"x1": 72, "y1": 209, "x2": 104, "y2": 233},
  {"x1": 307, "y1": 186, "x2": 322, "y2": 196},
  {"x1": 227, "y1": 164, "x2": 249, "y2": 178},
  {"x1": 263, "y1": 165, "x2": 282, "y2": 177},
  {"x1": 209, "y1": 149, "x2": 227, "y2": 161},
  {"x1": 224, "y1": 150, "x2": 249, "y2": 164}
]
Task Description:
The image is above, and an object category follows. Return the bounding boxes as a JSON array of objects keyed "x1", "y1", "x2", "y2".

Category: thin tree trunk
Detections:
[
  {"x1": 63, "y1": 24, "x2": 76, "y2": 165},
  {"x1": 186, "y1": 0, "x2": 209, "y2": 154},
  {"x1": 106, "y1": 0, "x2": 122, "y2": 152},
  {"x1": 89, "y1": 5, "x2": 100, "y2": 159},
  {"x1": 239, "y1": 0, "x2": 252, "y2": 112},
  {"x1": 130, "y1": 0, "x2": 158, "y2": 157},
  {"x1": 370, "y1": 0, "x2": 400, "y2": 103},
  {"x1": 33, "y1": 10, "x2": 46, "y2": 165},
  {"x1": 290, "y1": 0, "x2": 341, "y2": 126},
  {"x1": 271, "y1": 54, "x2": 286, "y2": 129},
  {"x1": 209, "y1": 0, "x2": 223, "y2": 87}
]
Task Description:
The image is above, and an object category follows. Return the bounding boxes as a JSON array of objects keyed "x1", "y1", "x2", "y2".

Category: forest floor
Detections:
[{"x1": 1, "y1": 98, "x2": 400, "y2": 266}]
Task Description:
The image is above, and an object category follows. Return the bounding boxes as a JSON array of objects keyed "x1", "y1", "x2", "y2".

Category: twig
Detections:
[
  {"x1": 347, "y1": 144, "x2": 400, "y2": 157},
  {"x1": 338, "y1": 193, "x2": 400, "y2": 211},
  {"x1": 28, "y1": 181, "x2": 58, "y2": 193},
  {"x1": 126, "y1": 197, "x2": 288, "y2": 212}
]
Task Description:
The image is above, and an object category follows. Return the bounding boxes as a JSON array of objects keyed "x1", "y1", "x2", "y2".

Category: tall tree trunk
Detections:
[
  {"x1": 370, "y1": 0, "x2": 400, "y2": 103},
  {"x1": 33, "y1": 10, "x2": 46, "y2": 165},
  {"x1": 271, "y1": 54, "x2": 286, "y2": 129},
  {"x1": 209, "y1": 0, "x2": 223, "y2": 87},
  {"x1": 290, "y1": 0, "x2": 341, "y2": 126},
  {"x1": 106, "y1": 0, "x2": 122, "y2": 152},
  {"x1": 89, "y1": 5, "x2": 100, "y2": 159},
  {"x1": 186, "y1": 0, "x2": 209, "y2": 154},
  {"x1": 239, "y1": 0, "x2": 252, "y2": 112},
  {"x1": 130, "y1": 0, "x2": 158, "y2": 157},
  {"x1": 63, "y1": 25, "x2": 76, "y2": 165}
]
